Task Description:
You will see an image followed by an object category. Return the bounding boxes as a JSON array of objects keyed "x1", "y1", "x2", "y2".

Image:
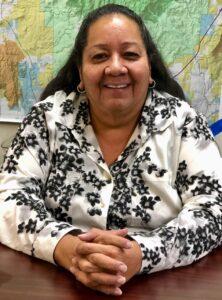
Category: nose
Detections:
[{"x1": 105, "y1": 54, "x2": 127, "y2": 76}]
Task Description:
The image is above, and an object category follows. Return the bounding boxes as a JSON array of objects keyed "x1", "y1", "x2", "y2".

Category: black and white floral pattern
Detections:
[{"x1": 0, "y1": 89, "x2": 222, "y2": 274}]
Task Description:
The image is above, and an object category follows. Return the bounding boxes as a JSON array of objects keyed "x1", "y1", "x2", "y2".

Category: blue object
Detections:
[{"x1": 210, "y1": 119, "x2": 222, "y2": 136}]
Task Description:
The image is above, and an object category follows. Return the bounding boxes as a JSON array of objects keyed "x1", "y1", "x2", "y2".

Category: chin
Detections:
[{"x1": 105, "y1": 98, "x2": 132, "y2": 110}]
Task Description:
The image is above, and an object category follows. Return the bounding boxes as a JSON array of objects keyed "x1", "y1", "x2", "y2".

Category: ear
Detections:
[
  {"x1": 77, "y1": 81, "x2": 84, "y2": 90},
  {"x1": 78, "y1": 66, "x2": 85, "y2": 89},
  {"x1": 149, "y1": 77, "x2": 154, "y2": 85},
  {"x1": 147, "y1": 61, "x2": 153, "y2": 85},
  {"x1": 78, "y1": 66, "x2": 82, "y2": 80}
]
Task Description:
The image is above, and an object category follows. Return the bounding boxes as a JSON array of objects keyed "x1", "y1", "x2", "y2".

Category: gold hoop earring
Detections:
[
  {"x1": 77, "y1": 85, "x2": 85, "y2": 94},
  {"x1": 149, "y1": 80, "x2": 156, "y2": 89}
]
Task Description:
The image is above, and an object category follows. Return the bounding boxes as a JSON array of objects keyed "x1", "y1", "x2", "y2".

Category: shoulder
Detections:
[
  {"x1": 142, "y1": 90, "x2": 213, "y2": 142},
  {"x1": 151, "y1": 89, "x2": 198, "y2": 125},
  {"x1": 152, "y1": 89, "x2": 192, "y2": 113},
  {"x1": 152, "y1": 90, "x2": 213, "y2": 141},
  {"x1": 30, "y1": 90, "x2": 85, "y2": 128},
  {"x1": 16, "y1": 90, "x2": 80, "y2": 138},
  {"x1": 33, "y1": 90, "x2": 90, "y2": 131},
  {"x1": 35, "y1": 90, "x2": 76, "y2": 114}
]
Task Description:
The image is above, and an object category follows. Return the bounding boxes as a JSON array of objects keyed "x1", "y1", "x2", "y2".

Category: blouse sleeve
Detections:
[
  {"x1": 0, "y1": 102, "x2": 79, "y2": 264},
  {"x1": 130, "y1": 113, "x2": 222, "y2": 274}
]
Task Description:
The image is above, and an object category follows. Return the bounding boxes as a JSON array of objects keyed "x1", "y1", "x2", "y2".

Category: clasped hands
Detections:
[{"x1": 54, "y1": 228, "x2": 142, "y2": 296}]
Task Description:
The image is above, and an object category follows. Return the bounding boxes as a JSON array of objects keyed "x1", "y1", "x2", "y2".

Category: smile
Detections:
[{"x1": 104, "y1": 84, "x2": 130, "y2": 89}]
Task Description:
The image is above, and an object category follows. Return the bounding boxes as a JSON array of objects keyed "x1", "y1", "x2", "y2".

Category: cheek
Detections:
[
  {"x1": 133, "y1": 71, "x2": 150, "y2": 87},
  {"x1": 82, "y1": 66, "x2": 103, "y2": 85},
  {"x1": 132, "y1": 61, "x2": 151, "y2": 80}
]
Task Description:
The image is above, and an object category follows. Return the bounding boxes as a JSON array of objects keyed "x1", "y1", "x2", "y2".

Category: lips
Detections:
[{"x1": 103, "y1": 83, "x2": 130, "y2": 89}]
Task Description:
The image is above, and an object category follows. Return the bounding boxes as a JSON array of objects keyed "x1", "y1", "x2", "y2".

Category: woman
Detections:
[{"x1": 0, "y1": 4, "x2": 222, "y2": 296}]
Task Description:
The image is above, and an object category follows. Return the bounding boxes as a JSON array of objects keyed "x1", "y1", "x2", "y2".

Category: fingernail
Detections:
[
  {"x1": 125, "y1": 241, "x2": 132, "y2": 249},
  {"x1": 117, "y1": 276, "x2": 126, "y2": 285},
  {"x1": 119, "y1": 264, "x2": 127, "y2": 273},
  {"x1": 70, "y1": 267, "x2": 74, "y2": 273},
  {"x1": 78, "y1": 233, "x2": 88, "y2": 237},
  {"x1": 114, "y1": 288, "x2": 122, "y2": 296}
]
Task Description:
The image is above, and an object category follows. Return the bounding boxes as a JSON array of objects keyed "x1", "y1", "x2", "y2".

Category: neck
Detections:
[
  {"x1": 89, "y1": 108, "x2": 141, "y2": 165},
  {"x1": 90, "y1": 104, "x2": 141, "y2": 132}
]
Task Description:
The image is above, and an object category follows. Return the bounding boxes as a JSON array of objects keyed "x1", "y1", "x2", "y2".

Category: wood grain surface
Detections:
[{"x1": 1, "y1": 243, "x2": 222, "y2": 300}]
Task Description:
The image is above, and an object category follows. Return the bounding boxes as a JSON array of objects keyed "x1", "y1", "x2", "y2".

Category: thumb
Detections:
[
  {"x1": 78, "y1": 228, "x2": 101, "y2": 241},
  {"x1": 109, "y1": 228, "x2": 128, "y2": 237},
  {"x1": 78, "y1": 228, "x2": 128, "y2": 241}
]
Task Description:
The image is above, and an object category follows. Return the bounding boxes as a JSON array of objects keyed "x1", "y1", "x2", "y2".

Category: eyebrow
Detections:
[{"x1": 88, "y1": 41, "x2": 141, "y2": 50}]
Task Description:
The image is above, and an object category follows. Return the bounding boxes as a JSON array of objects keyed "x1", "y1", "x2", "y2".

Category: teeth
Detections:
[{"x1": 105, "y1": 84, "x2": 128, "y2": 89}]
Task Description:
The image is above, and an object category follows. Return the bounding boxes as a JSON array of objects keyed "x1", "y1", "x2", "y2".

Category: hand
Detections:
[
  {"x1": 71, "y1": 229, "x2": 130, "y2": 295},
  {"x1": 53, "y1": 233, "x2": 81, "y2": 270},
  {"x1": 78, "y1": 228, "x2": 129, "y2": 243},
  {"x1": 53, "y1": 228, "x2": 127, "y2": 268},
  {"x1": 74, "y1": 228, "x2": 142, "y2": 284},
  {"x1": 71, "y1": 256, "x2": 126, "y2": 296},
  {"x1": 54, "y1": 229, "x2": 142, "y2": 296},
  {"x1": 53, "y1": 230, "x2": 128, "y2": 295}
]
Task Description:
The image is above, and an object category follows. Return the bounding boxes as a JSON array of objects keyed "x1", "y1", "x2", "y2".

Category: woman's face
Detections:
[{"x1": 79, "y1": 14, "x2": 152, "y2": 118}]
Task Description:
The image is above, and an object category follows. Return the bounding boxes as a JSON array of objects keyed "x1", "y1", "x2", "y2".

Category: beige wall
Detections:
[
  {"x1": 215, "y1": 135, "x2": 222, "y2": 156},
  {"x1": 0, "y1": 123, "x2": 19, "y2": 166}
]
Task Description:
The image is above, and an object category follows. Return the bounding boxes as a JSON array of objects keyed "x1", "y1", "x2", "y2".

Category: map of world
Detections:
[{"x1": 0, "y1": 0, "x2": 222, "y2": 127}]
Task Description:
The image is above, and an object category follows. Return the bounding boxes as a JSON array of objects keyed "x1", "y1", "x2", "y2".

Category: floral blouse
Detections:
[{"x1": 0, "y1": 89, "x2": 222, "y2": 274}]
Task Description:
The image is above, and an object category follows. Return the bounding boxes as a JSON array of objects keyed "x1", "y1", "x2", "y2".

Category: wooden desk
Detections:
[{"x1": 1, "y1": 243, "x2": 222, "y2": 300}]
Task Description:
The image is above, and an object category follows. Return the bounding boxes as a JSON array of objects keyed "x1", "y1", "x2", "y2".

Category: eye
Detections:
[
  {"x1": 124, "y1": 51, "x2": 140, "y2": 60},
  {"x1": 92, "y1": 53, "x2": 108, "y2": 62}
]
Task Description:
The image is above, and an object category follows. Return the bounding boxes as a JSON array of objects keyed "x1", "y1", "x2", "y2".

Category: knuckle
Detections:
[
  {"x1": 90, "y1": 273, "x2": 104, "y2": 285},
  {"x1": 79, "y1": 243, "x2": 91, "y2": 254},
  {"x1": 85, "y1": 244, "x2": 91, "y2": 252},
  {"x1": 109, "y1": 247, "x2": 120, "y2": 258},
  {"x1": 76, "y1": 242, "x2": 84, "y2": 253},
  {"x1": 87, "y1": 265, "x2": 95, "y2": 272},
  {"x1": 87, "y1": 274, "x2": 97, "y2": 287},
  {"x1": 94, "y1": 236, "x2": 103, "y2": 244},
  {"x1": 85, "y1": 277, "x2": 91, "y2": 285},
  {"x1": 89, "y1": 272, "x2": 96, "y2": 280},
  {"x1": 88, "y1": 253, "x2": 97, "y2": 264},
  {"x1": 83, "y1": 261, "x2": 96, "y2": 273},
  {"x1": 78, "y1": 260, "x2": 86, "y2": 271}
]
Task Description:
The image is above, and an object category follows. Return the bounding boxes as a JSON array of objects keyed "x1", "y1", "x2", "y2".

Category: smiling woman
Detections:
[
  {"x1": 78, "y1": 13, "x2": 152, "y2": 164},
  {"x1": 1, "y1": 3, "x2": 222, "y2": 297},
  {"x1": 80, "y1": 14, "x2": 151, "y2": 118}
]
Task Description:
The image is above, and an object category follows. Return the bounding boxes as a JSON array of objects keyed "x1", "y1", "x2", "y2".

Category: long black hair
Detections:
[{"x1": 40, "y1": 3, "x2": 185, "y2": 101}]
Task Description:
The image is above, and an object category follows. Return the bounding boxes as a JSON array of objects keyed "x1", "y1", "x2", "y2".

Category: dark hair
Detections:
[{"x1": 40, "y1": 3, "x2": 185, "y2": 100}]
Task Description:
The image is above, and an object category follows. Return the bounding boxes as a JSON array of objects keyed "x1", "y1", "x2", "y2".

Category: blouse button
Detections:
[
  {"x1": 132, "y1": 189, "x2": 137, "y2": 196},
  {"x1": 102, "y1": 170, "x2": 112, "y2": 181}
]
